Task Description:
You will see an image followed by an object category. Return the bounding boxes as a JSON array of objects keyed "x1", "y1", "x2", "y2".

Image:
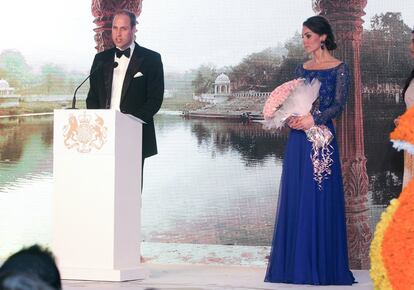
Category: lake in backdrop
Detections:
[{"x1": 0, "y1": 102, "x2": 402, "y2": 257}]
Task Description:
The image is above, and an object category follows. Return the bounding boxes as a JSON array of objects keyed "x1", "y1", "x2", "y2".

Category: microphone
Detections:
[
  {"x1": 70, "y1": 62, "x2": 103, "y2": 109},
  {"x1": 113, "y1": 62, "x2": 119, "y2": 68}
]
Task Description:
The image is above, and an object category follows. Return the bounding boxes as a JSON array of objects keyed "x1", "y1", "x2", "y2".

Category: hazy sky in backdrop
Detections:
[{"x1": 0, "y1": 0, "x2": 413, "y2": 73}]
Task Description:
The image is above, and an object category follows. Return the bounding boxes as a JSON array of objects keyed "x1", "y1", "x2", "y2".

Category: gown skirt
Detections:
[{"x1": 265, "y1": 121, "x2": 355, "y2": 285}]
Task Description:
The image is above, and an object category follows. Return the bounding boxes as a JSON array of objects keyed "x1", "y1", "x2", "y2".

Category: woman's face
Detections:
[
  {"x1": 410, "y1": 33, "x2": 414, "y2": 59},
  {"x1": 302, "y1": 26, "x2": 325, "y2": 53}
]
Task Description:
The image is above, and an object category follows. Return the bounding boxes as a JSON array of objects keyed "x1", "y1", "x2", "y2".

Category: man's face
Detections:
[{"x1": 112, "y1": 14, "x2": 136, "y2": 50}]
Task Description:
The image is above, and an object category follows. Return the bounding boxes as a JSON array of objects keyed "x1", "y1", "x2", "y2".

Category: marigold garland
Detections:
[
  {"x1": 382, "y1": 179, "x2": 414, "y2": 289},
  {"x1": 390, "y1": 105, "x2": 414, "y2": 154},
  {"x1": 370, "y1": 106, "x2": 414, "y2": 290},
  {"x1": 369, "y1": 198, "x2": 398, "y2": 290}
]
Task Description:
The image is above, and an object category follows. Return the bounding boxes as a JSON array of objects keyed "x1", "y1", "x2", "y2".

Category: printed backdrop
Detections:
[{"x1": 0, "y1": 0, "x2": 413, "y2": 267}]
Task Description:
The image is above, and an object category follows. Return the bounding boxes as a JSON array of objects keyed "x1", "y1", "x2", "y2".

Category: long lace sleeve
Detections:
[{"x1": 312, "y1": 63, "x2": 350, "y2": 125}]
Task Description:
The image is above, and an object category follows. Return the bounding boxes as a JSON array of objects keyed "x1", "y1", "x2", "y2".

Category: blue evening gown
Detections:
[{"x1": 265, "y1": 63, "x2": 355, "y2": 285}]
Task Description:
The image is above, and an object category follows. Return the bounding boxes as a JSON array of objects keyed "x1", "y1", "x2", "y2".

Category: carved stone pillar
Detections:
[
  {"x1": 312, "y1": 0, "x2": 372, "y2": 269},
  {"x1": 91, "y1": 0, "x2": 143, "y2": 52}
]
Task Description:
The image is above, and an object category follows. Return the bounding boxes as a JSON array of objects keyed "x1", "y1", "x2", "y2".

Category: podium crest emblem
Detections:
[{"x1": 63, "y1": 112, "x2": 107, "y2": 153}]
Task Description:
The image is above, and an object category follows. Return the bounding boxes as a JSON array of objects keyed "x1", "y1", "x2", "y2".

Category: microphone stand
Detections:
[
  {"x1": 69, "y1": 62, "x2": 104, "y2": 109},
  {"x1": 70, "y1": 76, "x2": 89, "y2": 109},
  {"x1": 70, "y1": 61, "x2": 118, "y2": 109}
]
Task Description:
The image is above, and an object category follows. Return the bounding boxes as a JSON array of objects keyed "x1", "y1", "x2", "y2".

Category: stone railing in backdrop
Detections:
[{"x1": 232, "y1": 91, "x2": 271, "y2": 99}]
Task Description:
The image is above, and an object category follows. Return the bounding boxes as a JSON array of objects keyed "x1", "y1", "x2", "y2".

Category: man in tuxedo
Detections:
[{"x1": 86, "y1": 9, "x2": 164, "y2": 182}]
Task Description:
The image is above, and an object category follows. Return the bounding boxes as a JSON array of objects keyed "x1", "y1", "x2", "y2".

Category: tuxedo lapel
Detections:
[
  {"x1": 102, "y1": 48, "x2": 116, "y2": 108},
  {"x1": 120, "y1": 43, "x2": 145, "y2": 104}
]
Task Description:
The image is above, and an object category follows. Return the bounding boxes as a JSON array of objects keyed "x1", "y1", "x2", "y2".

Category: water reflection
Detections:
[
  {"x1": 0, "y1": 115, "x2": 53, "y2": 257},
  {"x1": 0, "y1": 115, "x2": 53, "y2": 187},
  {"x1": 190, "y1": 119, "x2": 287, "y2": 166},
  {"x1": 142, "y1": 115, "x2": 281, "y2": 246},
  {"x1": 363, "y1": 97, "x2": 404, "y2": 205},
  {"x1": 0, "y1": 106, "x2": 406, "y2": 256},
  {"x1": 0, "y1": 118, "x2": 25, "y2": 162}
]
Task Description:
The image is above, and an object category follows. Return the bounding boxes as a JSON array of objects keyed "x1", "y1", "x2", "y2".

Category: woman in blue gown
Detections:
[{"x1": 265, "y1": 16, "x2": 355, "y2": 285}]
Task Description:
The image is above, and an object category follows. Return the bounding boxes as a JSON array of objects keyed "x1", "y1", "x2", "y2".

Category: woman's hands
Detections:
[
  {"x1": 394, "y1": 116, "x2": 400, "y2": 126},
  {"x1": 287, "y1": 114, "x2": 315, "y2": 131}
]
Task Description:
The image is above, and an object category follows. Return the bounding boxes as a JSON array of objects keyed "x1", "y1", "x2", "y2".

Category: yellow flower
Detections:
[{"x1": 370, "y1": 198, "x2": 398, "y2": 290}]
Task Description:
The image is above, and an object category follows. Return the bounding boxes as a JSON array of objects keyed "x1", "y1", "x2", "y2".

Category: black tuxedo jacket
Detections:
[{"x1": 86, "y1": 43, "x2": 164, "y2": 158}]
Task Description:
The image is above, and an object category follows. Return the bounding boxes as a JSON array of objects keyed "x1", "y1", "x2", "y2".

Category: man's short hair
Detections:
[
  {"x1": 114, "y1": 9, "x2": 137, "y2": 28},
  {"x1": 0, "y1": 245, "x2": 61, "y2": 290}
]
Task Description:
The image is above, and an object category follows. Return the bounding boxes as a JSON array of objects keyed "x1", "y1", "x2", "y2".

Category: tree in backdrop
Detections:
[
  {"x1": 227, "y1": 33, "x2": 305, "y2": 93},
  {"x1": 166, "y1": 71, "x2": 197, "y2": 98},
  {"x1": 229, "y1": 48, "x2": 282, "y2": 92},
  {"x1": 0, "y1": 49, "x2": 88, "y2": 96},
  {"x1": 40, "y1": 64, "x2": 67, "y2": 95},
  {"x1": 359, "y1": 13, "x2": 411, "y2": 206},
  {"x1": 189, "y1": 13, "x2": 411, "y2": 98},
  {"x1": 361, "y1": 12, "x2": 412, "y2": 85},
  {"x1": 191, "y1": 64, "x2": 217, "y2": 95},
  {"x1": 272, "y1": 32, "x2": 306, "y2": 87},
  {"x1": 0, "y1": 50, "x2": 32, "y2": 91}
]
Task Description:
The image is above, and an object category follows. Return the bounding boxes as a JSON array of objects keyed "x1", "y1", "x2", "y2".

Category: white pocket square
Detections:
[{"x1": 134, "y1": 72, "x2": 143, "y2": 78}]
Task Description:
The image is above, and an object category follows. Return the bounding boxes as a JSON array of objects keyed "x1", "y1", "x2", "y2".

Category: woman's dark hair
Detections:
[
  {"x1": 303, "y1": 16, "x2": 337, "y2": 50},
  {"x1": 0, "y1": 245, "x2": 61, "y2": 290},
  {"x1": 0, "y1": 273, "x2": 55, "y2": 290},
  {"x1": 402, "y1": 30, "x2": 414, "y2": 98}
]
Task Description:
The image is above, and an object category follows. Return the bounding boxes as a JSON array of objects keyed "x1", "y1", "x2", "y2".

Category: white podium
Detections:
[{"x1": 52, "y1": 109, "x2": 147, "y2": 281}]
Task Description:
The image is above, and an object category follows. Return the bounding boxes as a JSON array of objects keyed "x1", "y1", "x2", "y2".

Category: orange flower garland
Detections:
[
  {"x1": 382, "y1": 179, "x2": 414, "y2": 289},
  {"x1": 370, "y1": 198, "x2": 397, "y2": 290},
  {"x1": 370, "y1": 105, "x2": 414, "y2": 289},
  {"x1": 390, "y1": 105, "x2": 414, "y2": 154}
]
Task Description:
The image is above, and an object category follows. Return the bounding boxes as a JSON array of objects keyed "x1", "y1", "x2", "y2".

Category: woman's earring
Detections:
[{"x1": 320, "y1": 41, "x2": 325, "y2": 50}]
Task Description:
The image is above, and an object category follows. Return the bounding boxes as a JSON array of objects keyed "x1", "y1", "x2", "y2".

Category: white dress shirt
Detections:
[{"x1": 110, "y1": 42, "x2": 135, "y2": 110}]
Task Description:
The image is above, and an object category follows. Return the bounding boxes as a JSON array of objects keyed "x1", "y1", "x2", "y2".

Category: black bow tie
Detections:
[{"x1": 115, "y1": 47, "x2": 131, "y2": 58}]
